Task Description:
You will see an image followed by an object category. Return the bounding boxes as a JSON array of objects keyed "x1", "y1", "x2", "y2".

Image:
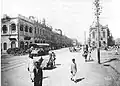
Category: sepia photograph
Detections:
[{"x1": 1, "y1": 0, "x2": 120, "y2": 86}]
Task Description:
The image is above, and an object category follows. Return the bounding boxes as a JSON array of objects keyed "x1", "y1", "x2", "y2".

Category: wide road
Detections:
[{"x1": 1, "y1": 48, "x2": 120, "y2": 86}]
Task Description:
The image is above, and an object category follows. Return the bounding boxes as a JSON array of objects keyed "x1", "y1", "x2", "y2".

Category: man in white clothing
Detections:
[
  {"x1": 28, "y1": 54, "x2": 34, "y2": 82},
  {"x1": 71, "y1": 58, "x2": 77, "y2": 82}
]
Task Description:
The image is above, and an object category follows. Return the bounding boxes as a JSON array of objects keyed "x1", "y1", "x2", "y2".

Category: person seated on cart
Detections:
[
  {"x1": 47, "y1": 51, "x2": 56, "y2": 68},
  {"x1": 52, "y1": 52, "x2": 56, "y2": 66}
]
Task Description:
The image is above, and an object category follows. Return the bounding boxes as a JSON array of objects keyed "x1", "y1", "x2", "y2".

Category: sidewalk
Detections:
[{"x1": 88, "y1": 49, "x2": 120, "y2": 86}]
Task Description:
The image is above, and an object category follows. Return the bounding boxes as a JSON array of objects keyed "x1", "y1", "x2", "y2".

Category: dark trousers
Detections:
[
  {"x1": 84, "y1": 55, "x2": 87, "y2": 61},
  {"x1": 34, "y1": 78, "x2": 42, "y2": 86},
  {"x1": 34, "y1": 68, "x2": 43, "y2": 86}
]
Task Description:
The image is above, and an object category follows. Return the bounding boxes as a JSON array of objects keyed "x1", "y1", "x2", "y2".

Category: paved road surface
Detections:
[{"x1": 1, "y1": 48, "x2": 120, "y2": 86}]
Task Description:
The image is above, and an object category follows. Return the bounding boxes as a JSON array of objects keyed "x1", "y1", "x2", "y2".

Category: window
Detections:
[
  {"x1": 2, "y1": 25, "x2": 8, "y2": 33},
  {"x1": 11, "y1": 41, "x2": 16, "y2": 48},
  {"x1": 103, "y1": 31, "x2": 105, "y2": 38},
  {"x1": 25, "y1": 25, "x2": 28, "y2": 32},
  {"x1": 20, "y1": 24, "x2": 24, "y2": 31},
  {"x1": 38, "y1": 28, "x2": 39, "y2": 34},
  {"x1": 20, "y1": 41, "x2": 24, "y2": 49},
  {"x1": 103, "y1": 41, "x2": 106, "y2": 44},
  {"x1": 92, "y1": 31, "x2": 95, "y2": 39},
  {"x1": 40, "y1": 28, "x2": 41, "y2": 35},
  {"x1": 1, "y1": 43, "x2": 2, "y2": 50},
  {"x1": 29, "y1": 27, "x2": 32, "y2": 33},
  {"x1": 39, "y1": 28, "x2": 41, "y2": 34},
  {"x1": 35, "y1": 27, "x2": 36, "y2": 34},
  {"x1": 4, "y1": 42, "x2": 7, "y2": 50},
  {"x1": 25, "y1": 42, "x2": 29, "y2": 49},
  {"x1": 10, "y1": 23, "x2": 16, "y2": 31},
  {"x1": 43, "y1": 30, "x2": 44, "y2": 35}
]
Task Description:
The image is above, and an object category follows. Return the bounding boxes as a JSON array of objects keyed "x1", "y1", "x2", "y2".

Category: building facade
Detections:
[
  {"x1": 89, "y1": 24, "x2": 110, "y2": 49},
  {"x1": 1, "y1": 14, "x2": 73, "y2": 53},
  {"x1": 1, "y1": 14, "x2": 35, "y2": 53},
  {"x1": 115, "y1": 38, "x2": 120, "y2": 46}
]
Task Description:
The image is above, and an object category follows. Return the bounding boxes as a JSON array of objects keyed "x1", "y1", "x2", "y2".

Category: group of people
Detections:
[
  {"x1": 47, "y1": 51, "x2": 56, "y2": 68},
  {"x1": 82, "y1": 45, "x2": 93, "y2": 62},
  {"x1": 70, "y1": 45, "x2": 94, "y2": 83},
  {"x1": 27, "y1": 46, "x2": 44, "y2": 86},
  {"x1": 27, "y1": 46, "x2": 56, "y2": 86},
  {"x1": 27, "y1": 45, "x2": 93, "y2": 85}
]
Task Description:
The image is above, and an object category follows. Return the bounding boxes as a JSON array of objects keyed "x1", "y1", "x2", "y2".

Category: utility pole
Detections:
[
  {"x1": 84, "y1": 31, "x2": 86, "y2": 45},
  {"x1": 94, "y1": 0, "x2": 102, "y2": 64}
]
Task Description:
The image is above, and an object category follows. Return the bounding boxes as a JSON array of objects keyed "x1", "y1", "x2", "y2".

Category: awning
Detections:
[{"x1": 9, "y1": 38, "x2": 17, "y2": 41}]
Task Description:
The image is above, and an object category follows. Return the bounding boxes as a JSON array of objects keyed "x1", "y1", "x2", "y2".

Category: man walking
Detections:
[
  {"x1": 34, "y1": 61, "x2": 43, "y2": 86},
  {"x1": 28, "y1": 54, "x2": 34, "y2": 82},
  {"x1": 71, "y1": 58, "x2": 77, "y2": 82}
]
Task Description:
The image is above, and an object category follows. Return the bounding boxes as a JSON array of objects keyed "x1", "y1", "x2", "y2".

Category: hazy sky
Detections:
[{"x1": 1, "y1": 0, "x2": 120, "y2": 43}]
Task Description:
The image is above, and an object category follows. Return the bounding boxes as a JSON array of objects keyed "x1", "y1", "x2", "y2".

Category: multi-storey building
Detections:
[
  {"x1": 1, "y1": 14, "x2": 73, "y2": 53},
  {"x1": 89, "y1": 24, "x2": 110, "y2": 49},
  {"x1": 115, "y1": 38, "x2": 120, "y2": 46},
  {"x1": 1, "y1": 14, "x2": 35, "y2": 53}
]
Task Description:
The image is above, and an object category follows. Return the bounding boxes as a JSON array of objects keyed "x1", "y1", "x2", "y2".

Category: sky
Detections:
[{"x1": 1, "y1": 0, "x2": 120, "y2": 43}]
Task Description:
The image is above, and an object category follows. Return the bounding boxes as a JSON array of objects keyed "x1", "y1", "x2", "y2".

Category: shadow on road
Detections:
[
  {"x1": 102, "y1": 58, "x2": 120, "y2": 64},
  {"x1": 75, "y1": 78, "x2": 85, "y2": 83},
  {"x1": 43, "y1": 64, "x2": 61, "y2": 70},
  {"x1": 103, "y1": 64, "x2": 120, "y2": 75},
  {"x1": 43, "y1": 76, "x2": 49, "y2": 79},
  {"x1": 55, "y1": 64, "x2": 61, "y2": 66},
  {"x1": 43, "y1": 66, "x2": 57, "y2": 70},
  {"x1": 86, "y1": 59, "x2": 94, "y2": 62},
  {"x1": 103, "y1": 63, "x2": 120, "y2": 81}
]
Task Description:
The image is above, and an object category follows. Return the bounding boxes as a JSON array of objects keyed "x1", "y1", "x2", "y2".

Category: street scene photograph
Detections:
[{"x1": 1, "y1": 0, "x2": 120, "y2": 86}]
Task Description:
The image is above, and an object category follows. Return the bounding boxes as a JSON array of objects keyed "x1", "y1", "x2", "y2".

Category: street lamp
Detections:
[{"x1": 94, "y1": 0, "x2": 102, "y2": 64}]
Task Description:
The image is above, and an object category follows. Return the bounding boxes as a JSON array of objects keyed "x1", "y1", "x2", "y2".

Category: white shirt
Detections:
[
  {"x1": 71, "y1": 62, "x2": 77, "y2": 73},
  {"x1": 28, "y1": 58, "x2": 34, "y2": 73}
]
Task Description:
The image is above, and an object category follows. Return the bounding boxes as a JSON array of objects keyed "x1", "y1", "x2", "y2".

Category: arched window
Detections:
[
  {"x1": 29, "y1": 27, "x2": 32, "y2": 33},
  {"x1": 35, "y1": 40, "x2": 37, "y2": 43},
  {"x1": 25, "y1": 42, "x2": 29, "y2": 49},
  {"x1": 25, "y1": 25, "x2": 28, "y2": 32},
  {"x1": 10, "y1": 23, "x2": 16, "y2": 31},
  {"x1": 20, "y1": 24, "x2": 24, "y2": 31},
  {"x1": 11, "y1": 41, "x2": 16, "y2": 48},
  {"x1": 20, "y1": 41, "x2": 24, "y2": 49},
  {"x1": 2, "y1": 25, "x2": 8, "y2": 33},
  {"x1": 43, "y1": 40, "x2": 45, "y2": 43},
  {"x1": 3, "y1": 42, "x2": 7, "y2": 50}
]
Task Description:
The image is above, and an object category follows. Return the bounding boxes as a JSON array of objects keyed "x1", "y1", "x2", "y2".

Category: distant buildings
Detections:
[
  {"x1": 71, "y1": 39, "x2": 78, "y2": 46},
  {"x1": 89, "y1": 24, "x2": 114, "y2": 49},
  {"x1": 1, "y1": 14, "x2": 73, "y2": 53},
  {"x1": 115, "y1": 38, "x2": 120, "y2": 46}
]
